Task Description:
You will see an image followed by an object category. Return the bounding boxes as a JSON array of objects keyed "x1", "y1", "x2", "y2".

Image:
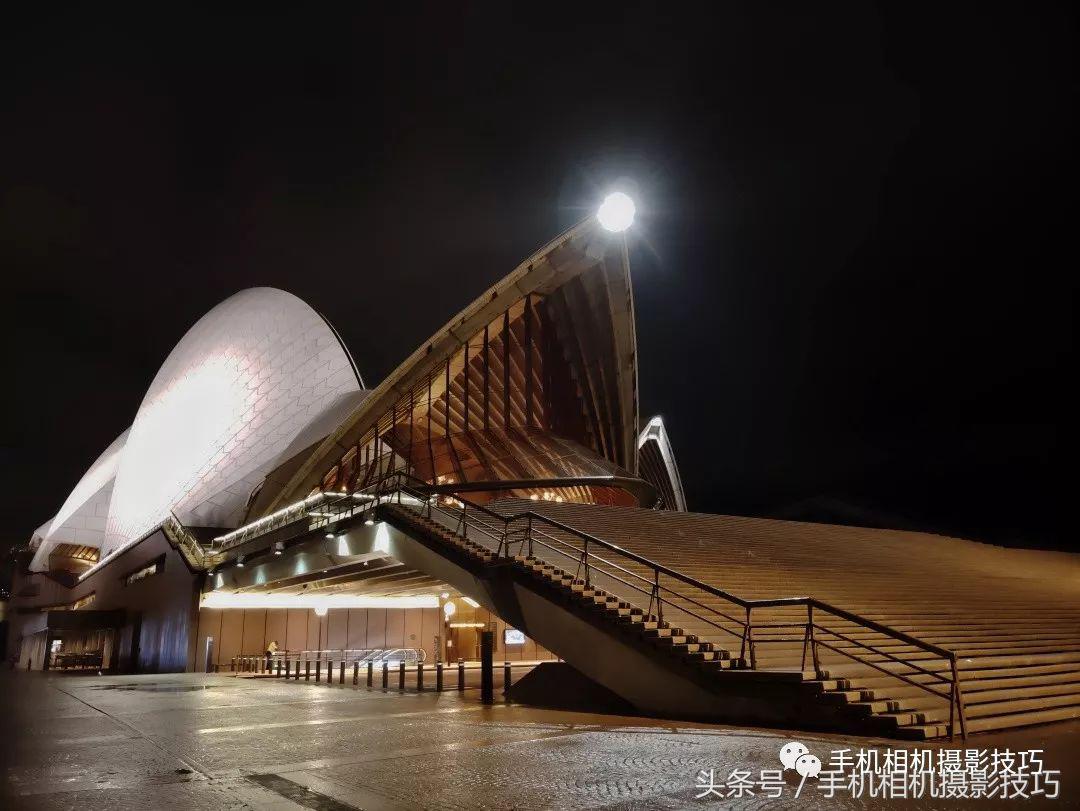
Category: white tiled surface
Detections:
[
  {"x1": 29, "y1": 430, "x2": 129, "y2": 570},
  {"x1": 101, "y1": 288, "x2": 361, "y2": 555}
]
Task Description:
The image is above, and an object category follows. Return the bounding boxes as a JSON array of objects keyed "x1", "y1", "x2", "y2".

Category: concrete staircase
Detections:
[
  {"x1": 377, "y1": 500, "x2": 997, "y2": 739},
  {"x1": 486, "y1": 499, "x2": 1080, "y2": 738}
]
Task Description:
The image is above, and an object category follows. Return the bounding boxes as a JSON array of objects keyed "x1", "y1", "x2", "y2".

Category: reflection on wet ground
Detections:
[
  {"x1": 89, "y1": 683, "x2": 221, "y2": 692},
  {"x1": 1, "y1": 670, "x2": 1076, "y2": 809}
]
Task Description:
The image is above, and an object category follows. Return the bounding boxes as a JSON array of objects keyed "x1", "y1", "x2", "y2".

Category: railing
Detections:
[
  {"x1": 161, "y1": 513, "x2": 210, "y2": 569},
  {"x1": 363, "y1": 471, "x2": 967, "y2": 740},
  {"x1": 211, "y1": 492, "x2": 376, "y2": 552},
  {"x1": 52, "y1": 652, "x2": 104, "y2": 670},
  {"x1": 226, "y1": 650, "x2": 543, "y2": 694}
]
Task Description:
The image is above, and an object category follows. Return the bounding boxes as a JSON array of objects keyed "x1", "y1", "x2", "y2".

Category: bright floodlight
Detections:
[{"x1": 597, "y1": 192, "x2": 635, "y2": 232}]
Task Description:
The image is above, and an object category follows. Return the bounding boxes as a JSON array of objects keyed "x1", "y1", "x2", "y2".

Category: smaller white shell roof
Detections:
[
  {"x1": 29, "y1": 430, "x2": 129, "y2": 571},
  {"x1": 102, "y1": 287, "x2": 363, "y2": 555},
  {"x1": 45, "y1": 429, "x2": 128, "y2": 544},
  {"x1": 29, "y1": 288, "x2": 368, "y2": 571}
]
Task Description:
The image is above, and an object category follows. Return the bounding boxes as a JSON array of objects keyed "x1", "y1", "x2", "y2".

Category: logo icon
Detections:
[
  {"x1": 779, "y1": 741, "x2": 819, "y2": 797},
  {"x1": 779, "y1": 741, "x2": 809, "y2": 770}
]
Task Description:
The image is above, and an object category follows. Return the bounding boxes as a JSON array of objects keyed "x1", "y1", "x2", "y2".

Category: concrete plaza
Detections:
[{"x1": 1, "y1": 670, "x2": 1075, "y2": 809}]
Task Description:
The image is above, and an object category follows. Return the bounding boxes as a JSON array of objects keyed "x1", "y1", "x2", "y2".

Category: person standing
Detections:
[{"x1": 265, "y1": 640, "x2": 279, "y2": 671}]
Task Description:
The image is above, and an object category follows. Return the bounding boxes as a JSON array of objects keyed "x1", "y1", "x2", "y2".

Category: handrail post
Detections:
[
  {"x1": 745, "y1": 606, "x2": 757, "y2": 670},
  {"x1": 949, "y1": 654, "x2": 967, "y2": 740},
  {"x1": 809, "y1": 603, "x2": 821, "y2": 678},
  {"x1": 583, "y1": 537, "x2": 590, "y2": 587},
  {"x1": 526, "y1": 515, "x2": 533, "y2": 558},
  {"x1": 801, "y1": 606, "x2": 810, "y2": 672},
  {"x1": 655, "y1": 569, "x2": 663, "y2": 625}
]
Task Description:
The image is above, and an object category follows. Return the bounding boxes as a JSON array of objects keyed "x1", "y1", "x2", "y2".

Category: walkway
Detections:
[{"x1": 1, "y1": 671, "x2": 1074, "y2": 809}]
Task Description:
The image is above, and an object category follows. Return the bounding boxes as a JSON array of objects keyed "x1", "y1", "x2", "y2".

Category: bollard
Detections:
[
  {"x1": 305, "y1": 660, "x2": 311, "y2": 680},
  {"x1": 295, "y1": 659, "x2": 301, "y2": 680},
  {"x1": 316, "y1": 660, "x2": 322, "y2": 683},
  {"x1": 457, "y1": 658, "x2": 465, "y2": 691},
  {"x1": 417, "y1": 662, "x2": 424, "y2": 690},
  {"x1": 398, "y1": 661, "x2": 405, "y2": 690},
  {"x1": 353, "y1": 661, "x2": 359, "y2": 686},
  {"x1": 277, "y1": 660, "x2": 282, "y2": 677},
  {"x1": 436, "y1": 662, "x2": 443, "y2": 691},
  {"x1": 340, "y1": 660, "x2": 345, "y2": 685},
  {"x1": 286, "y1": 659, "x2": 291, "y2": 678},
  {"x1": 381, "y1": 661, "x2": 388, "y2": 689},
  {"x1": 367, "y1": 661, "x2": 373, "y2": 687},
  {"x1": 480, "y1": 631, "x2": 494, "y2": 705},
  {"x1": 504, "y1": 661, "x2": 511, "y2": 697},
  {"x1": 231, "y1": 657, "x2": 236, "y2": 673}
]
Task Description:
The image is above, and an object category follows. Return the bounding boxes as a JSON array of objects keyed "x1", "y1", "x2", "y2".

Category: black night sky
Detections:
[{"x1": 1, "y1": 6, "x2": 1075, "y2": 555}]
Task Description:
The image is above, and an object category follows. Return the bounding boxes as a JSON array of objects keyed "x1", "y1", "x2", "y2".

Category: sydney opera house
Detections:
[{"x1": 8, "y1": 199, "x2": 1080, "y2": 741}]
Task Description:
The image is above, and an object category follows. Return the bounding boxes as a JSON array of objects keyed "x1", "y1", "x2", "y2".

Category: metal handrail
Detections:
[
  {"x1": 162, "y1": 513, "x2": 209, "y2": 569},
  {"x1": 368, "y1": 470, "x2": 966, "y2": 739}
]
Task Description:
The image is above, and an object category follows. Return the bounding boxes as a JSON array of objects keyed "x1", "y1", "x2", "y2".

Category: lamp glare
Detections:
[{"x1": 597, "y1": 192, "x2": 635, "y2": 232}]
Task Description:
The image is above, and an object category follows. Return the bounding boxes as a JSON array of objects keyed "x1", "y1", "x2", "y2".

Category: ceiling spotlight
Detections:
[
  {"x1": 364, "y1": 515, "x2": 375, "y2": 526},
  {"x1": 325, "y1": 532, "x2": 335, "y2": 539},
  {"x1": 440, "y1": 592, "x2": 450, "y2": 599},
  {"x1": 236, "y1": 555, "x2": 245, "y2": 568},
  {"x1": 597, "y1": 191, "x2": 635, "y2": 232},
  {"x1": 273, "y1": 542, "x2": 285, "y2": 556}
]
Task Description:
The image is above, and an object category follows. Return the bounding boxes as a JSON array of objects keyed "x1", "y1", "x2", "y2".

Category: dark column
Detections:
[{"x1": 480, "y1": 631, "x2": 494, "y2": 705}]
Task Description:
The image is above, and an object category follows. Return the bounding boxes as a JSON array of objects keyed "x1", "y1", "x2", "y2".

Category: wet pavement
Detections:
[{"x1": 1, "y1": 670, "x2": 1076, "y2": 809}]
